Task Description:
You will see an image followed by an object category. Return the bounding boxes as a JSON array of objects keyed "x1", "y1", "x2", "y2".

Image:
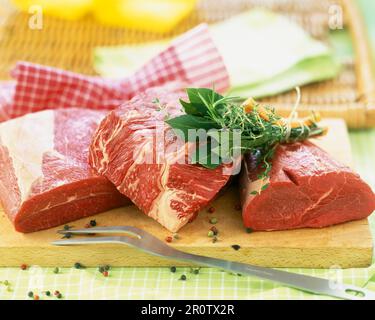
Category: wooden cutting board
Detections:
[{"x1": 0, "y1": 119, "x2": 372, "y2": 268}]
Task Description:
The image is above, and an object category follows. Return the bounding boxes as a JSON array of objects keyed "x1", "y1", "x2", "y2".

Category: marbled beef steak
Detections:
[
  {"x1": 89, "y1": 85, "x2": 232, "y2": 232},
  {"x1": 0, "y1": 108, "x2": 129, "y2": 233}
]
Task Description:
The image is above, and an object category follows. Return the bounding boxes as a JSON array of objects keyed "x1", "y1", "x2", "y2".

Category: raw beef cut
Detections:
[
  {"x1": 0, "y1": 108, "x2": 130, "y2": 233},
  {"x1": 89, "y1": 84, "x2": 233, "y2": 232},
  {"x1": 240, "y1": 141, "x2": 375, "y2": 231}
]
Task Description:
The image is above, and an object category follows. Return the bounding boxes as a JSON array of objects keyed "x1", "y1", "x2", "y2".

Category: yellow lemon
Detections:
[
  {"x1": 12, "y1": 0, "x2": 93, "y2": 20},
  {"x1": 93, "y1": 0, "x2": 197, "y2": 33}
]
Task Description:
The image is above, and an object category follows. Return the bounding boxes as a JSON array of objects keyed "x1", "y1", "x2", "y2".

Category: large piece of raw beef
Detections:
[
  {"x1": 240, "y1": 141, "x2": 375, "y2": 231},
  {"x1": 0, "y1": 108, "x2": 130, "y2": 233},
  {"x1": 89, "y1": 85, "x2": 232, "y2": 232}
]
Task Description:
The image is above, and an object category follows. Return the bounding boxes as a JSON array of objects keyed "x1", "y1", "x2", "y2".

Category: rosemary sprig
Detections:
[{"x1": 165, "y1": 88, "x2": 326, "y2": 175}]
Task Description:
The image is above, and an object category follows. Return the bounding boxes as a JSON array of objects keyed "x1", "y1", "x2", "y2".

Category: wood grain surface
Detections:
[{"x1": 0, "y1": 119, "x2": 372, "y2": 268}]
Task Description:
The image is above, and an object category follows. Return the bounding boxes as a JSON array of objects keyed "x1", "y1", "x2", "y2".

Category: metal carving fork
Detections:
[{"x1": 53, "y1": 226, "x2": 375, "y2": 300}]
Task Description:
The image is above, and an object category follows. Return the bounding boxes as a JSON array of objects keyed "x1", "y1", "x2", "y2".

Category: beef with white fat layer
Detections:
[{"x1": 0, "y1": 108, "x2": 130, "y2": 233}]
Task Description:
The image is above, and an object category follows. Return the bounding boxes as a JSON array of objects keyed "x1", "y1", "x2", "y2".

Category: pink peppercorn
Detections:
[{"x1": 207, "y1": 207, "x2": 215, "y2": 213}]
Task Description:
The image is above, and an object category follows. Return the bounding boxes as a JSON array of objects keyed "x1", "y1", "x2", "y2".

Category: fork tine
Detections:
[
  {"x1": 57, "y1": 226, "x2": 142, "y2": 238},
  {"x1": 52, "y1": 236, "x2": 140, "y2": 247}
]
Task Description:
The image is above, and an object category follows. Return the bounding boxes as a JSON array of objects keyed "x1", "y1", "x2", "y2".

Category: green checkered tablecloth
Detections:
[
  {"x1": 1, "y1": 0, "x2": 375, "y2": 301},
  {"x1": 0, "y1": 129, "x2": 374, "y2": 300}
]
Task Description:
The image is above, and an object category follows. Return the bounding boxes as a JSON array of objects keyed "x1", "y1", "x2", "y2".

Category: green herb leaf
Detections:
[
  {"x1": 166, "y1": 114, "x2": 220, "y2": 141},
  {"x1": 179, "y1": 99, "x2": 204, "y2": 116},
  {"x1": 179, "y1": 88, "x2": 226, "y2": 117},
  {"x1": 187, "y1": 88, "x2": 224, "y2": 108},
  {"x1": 191, "y1": 142, "x2": 221, "y2": 169}
]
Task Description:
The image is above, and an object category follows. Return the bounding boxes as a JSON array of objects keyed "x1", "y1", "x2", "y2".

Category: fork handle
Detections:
[{"x1": 171, "y1": 251, "x2": 373, "y2": 300}]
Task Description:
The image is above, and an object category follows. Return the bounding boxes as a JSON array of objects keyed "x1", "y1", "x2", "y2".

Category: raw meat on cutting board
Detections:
[
  {"x1": 0, "y1": 108, "x2": 130, "y2": 233},
  {"x1": 240, "y1": 141, "x2": 375, "y2": 231},
  {"x1": 89, "y1": 85, "x2": 233, "y2": 232}
]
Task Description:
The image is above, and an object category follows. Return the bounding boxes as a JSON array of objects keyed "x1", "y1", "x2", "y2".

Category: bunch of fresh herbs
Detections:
[{"x1": 165, "y1": 88, "x2": 325, "y2": 175}]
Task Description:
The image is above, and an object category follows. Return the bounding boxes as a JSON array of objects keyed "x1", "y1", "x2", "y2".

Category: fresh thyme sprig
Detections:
[{"x1": 165, "y1": 88, "x2": 326, "y2": 175}]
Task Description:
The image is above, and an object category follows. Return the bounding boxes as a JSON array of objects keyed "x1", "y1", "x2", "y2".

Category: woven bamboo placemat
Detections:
[{"x1": 0, "y1": 0, "x2": 374, "y2": 127}]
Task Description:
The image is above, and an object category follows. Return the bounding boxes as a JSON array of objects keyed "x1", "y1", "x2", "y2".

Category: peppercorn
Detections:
[
  {"x1": 173, "y1": 233, "x2": 179, "y2": 240},
  {"x1": 45, "y1": 291, "x2": 51, "y2": 297},
  {"x1": 54, "y1": 290, "x2": 60, "y2": 296},
  {"x1": 34, "y1": 294, "x2": 40, "y2": 300},
  {"x1": 74, "y1": 262, "x2": 84, "y2": 269},
  {"x1": 3, "y1": 280, "x2": 9, "y2": 286},
  {"x1": 165, "y1": 236, "x2": 173, "y2": 243},
  {"x1": 28, "y1": 291, "x2": 34, "y2": 298},
  {"x1": 212, "y1": 236, "x2": 218, "y2": 243},
  {"x1": 246, "y1": 228, "x2": 253, "y2": 234},
  {"x1": 170, "y1": 266, "x2": 177, "y2": 273},
  {"x1": 62, "y1": 232, "x2": 72, "y2": 239},
  {"x1": 104, "y1": 265, "x2": 110, "y2": 271},
  {"x1": 103, "y1": 271, "x2": 109, "y2": 277},
  {"x1": 207, "y1": 207, "x2": 215, "y2": 213},
  {"x1": 207, "y1": 230, "x2": 214, "y2": 237},
  {"x1": 231, "y1": 244, "x2": 241, "y2": 251},
  {"x1": 99, "y1": 266, "x2": 105, "y2": 273},
  {"x1": 192, "y1": 268, "x2": 200, "y2": 275},
  {"x1": 63, "y1": 225, "x2": 72, "y2": 231},
  {"x1": 209, "y1": 217, "x2": 218, "y2": 224},
  {"x1": 20, "y1": 264, "x2": 27, "y2": 270},
  {"x1": 56, "y1": 293, "x2": 63, "y2": 299},
  {"x1": 210, "y1": 226, "x2": 219, "y2": 235},
  {"x1": 179, "y1": 275, "x2": 187, "y2": 281},
  {"x1": 90, "y1": 220, "x2": 97, "y2": 227},
  {"x1": 53, "y1": 267, "x2": 59, "y2": 274}
]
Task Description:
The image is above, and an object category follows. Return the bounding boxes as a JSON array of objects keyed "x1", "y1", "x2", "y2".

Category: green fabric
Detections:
[
  {"x1": 229, "y1": 55, "x2": 340, "y2": 98},
  {"x1": 93, "y1": 9, "x2": 340, "y2": 98},
  {"x1": 328, "y1": 0, "x2": 375, "y2": 72},
  {"x1": 329, "y1": 29, "x2": 354, "y2": 61},
  {"x1": 0, "y1": 129, "x2": 374, "y2": 300},
  {"x1": 358, "y1": 0, "x2": 375, "y2": 70}
]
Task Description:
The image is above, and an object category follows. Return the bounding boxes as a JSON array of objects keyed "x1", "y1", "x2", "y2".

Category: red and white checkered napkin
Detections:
[{"x1": 0, "y1": 24, "x2": 230, "y2": 122}]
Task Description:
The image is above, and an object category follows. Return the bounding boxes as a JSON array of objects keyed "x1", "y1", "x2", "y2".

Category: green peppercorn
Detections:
[
  {"x1": 104, "y1": 265, "x2": 110, "y2": 271},
  {"x1": 179, "y1": 274, "x2": 187, "y2": 281},
  {"x1": 74, "y1": 262, "x2": 83, "y2": 269},
  {"x1": 28, "y1": 291, "x2": 34, "y2": 298},
  {"x1": 53, "y1": 267, "x2": 59, "y2": 274},
  {"x1": 63, "y1": 225, "x2": 71, "y2": 230},
  {"x1": 45, "y1": 291, "x2": 51, "y2": 297},
  {"x1": 3, "y1": 280, "x2": 9, "y2": 286},
  {"x1": 209, "y1": 217, "x2": 218, "y2": 224},
  {"x1": 99, "y1": 266, "x2": 105, "y2": 273},
  {"x1": 246, "y1": 228, "x2": 253, "y2": 234},
  {"x1": 170, "y1": 266, "x2": 177, "y2": 273},
  {"x1": 207, "y1": 230, "x2": 214, "y2": 237},
  {"x1": 56, "y1": 293, "x2": 63, "y2": 299}
]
